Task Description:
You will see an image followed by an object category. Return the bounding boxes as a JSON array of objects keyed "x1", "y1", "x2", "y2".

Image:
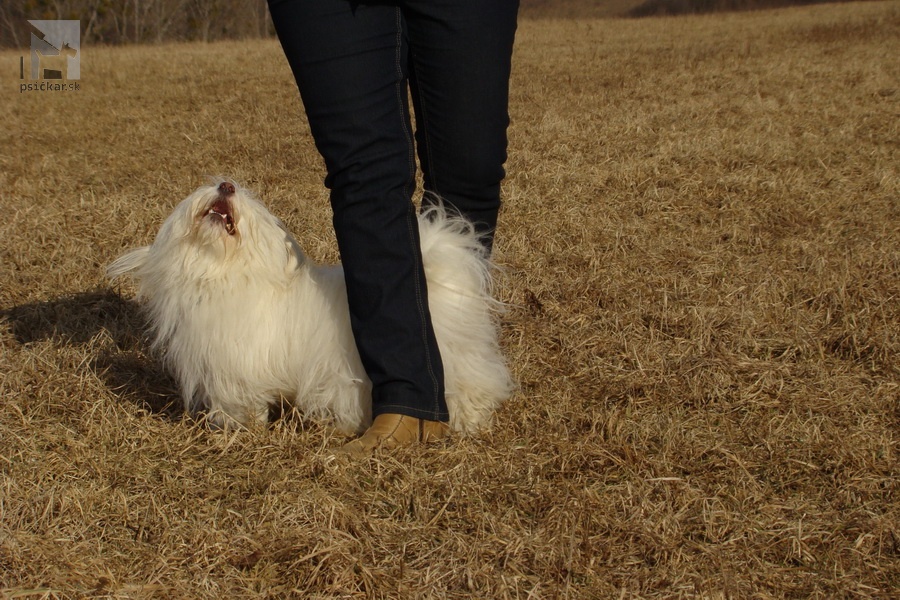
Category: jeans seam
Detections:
[{"x1": 394, "y1": 7, "x2": 441, "y2": 418}]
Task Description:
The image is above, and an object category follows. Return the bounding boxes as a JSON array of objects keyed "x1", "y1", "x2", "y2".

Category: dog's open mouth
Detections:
[{"x1": 205, "y1": 198, "x2": 236, "y2": 235}]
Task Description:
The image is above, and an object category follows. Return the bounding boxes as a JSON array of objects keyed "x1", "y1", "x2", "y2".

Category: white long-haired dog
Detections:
[{"x1": 108, "y1": 180, "x2": 512, "y2": 434}]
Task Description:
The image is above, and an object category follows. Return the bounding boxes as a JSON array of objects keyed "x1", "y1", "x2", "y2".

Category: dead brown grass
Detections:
[{"x1": 2, "y1": 2, "x2": 898, "y2": 597}]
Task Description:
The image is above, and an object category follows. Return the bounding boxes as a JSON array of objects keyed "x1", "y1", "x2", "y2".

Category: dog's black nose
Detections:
[{"x1": 218, "y1": 181, "x2": 235, "y2": 195}]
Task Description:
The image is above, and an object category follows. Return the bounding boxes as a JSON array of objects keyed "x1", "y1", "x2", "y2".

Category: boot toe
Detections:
[{"x1": 334, "y1": 413, "x2": 449, "y2": 456}]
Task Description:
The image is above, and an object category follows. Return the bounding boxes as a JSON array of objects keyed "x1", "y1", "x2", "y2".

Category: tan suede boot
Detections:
[{"x1": 337, "y1": 413, "x2": 450, "y2": 456}]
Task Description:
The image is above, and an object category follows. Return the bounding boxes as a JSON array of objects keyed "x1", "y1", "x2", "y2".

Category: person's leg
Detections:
[
  {"x1": 268, "y1": 0, "x2": 448, "y2": 424},
  {"x1": 404, "y1": 0, "x2": 520, "y2": 251}
]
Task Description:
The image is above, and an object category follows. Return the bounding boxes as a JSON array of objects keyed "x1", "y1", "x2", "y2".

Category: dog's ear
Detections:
[
  {"x1": 274, "y1": 219, "x2": 306, "y2": 272},
  {"x1": 106, "y1": 247, "x2": 151, "y2": 280}
]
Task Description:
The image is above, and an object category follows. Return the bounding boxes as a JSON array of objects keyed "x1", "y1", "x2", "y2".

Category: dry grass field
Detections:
[{"x1": 2, "y1": 2, "x2": 898, "y2": 597}]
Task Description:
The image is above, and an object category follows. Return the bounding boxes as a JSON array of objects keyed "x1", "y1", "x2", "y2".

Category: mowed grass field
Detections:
[{"x1": 2, "y1": 2, "x2": 898, "y2": 597}]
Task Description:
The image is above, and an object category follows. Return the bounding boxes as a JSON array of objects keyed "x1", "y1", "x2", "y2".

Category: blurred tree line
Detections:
[
  {"x1": 3, "y1": 0, "x2": 868, "y2": 46},
  {"x1": 1, "y1": 0, "x2": 273, "y2": 47},
  {"x1": 626, "y1": 0, "x2": 855, "y2": 17}
]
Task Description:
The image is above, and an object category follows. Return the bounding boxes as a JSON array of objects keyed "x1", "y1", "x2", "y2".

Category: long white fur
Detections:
[{"x1": 107, "y1": 180, "x2": 512, "y2": 433}]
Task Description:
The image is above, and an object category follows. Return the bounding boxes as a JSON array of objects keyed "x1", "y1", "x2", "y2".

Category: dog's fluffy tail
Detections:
[
  {"x1": 418, "y1": 204, "x2": 512, "y2": 433},
  {"x1": 418, "y1": 204, "x2": 494, "y2": 296}
]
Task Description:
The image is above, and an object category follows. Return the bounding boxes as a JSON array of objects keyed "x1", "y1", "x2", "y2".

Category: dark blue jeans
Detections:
[{"x1": 268, "y1": 0, "x2": 519, "y2": 422}]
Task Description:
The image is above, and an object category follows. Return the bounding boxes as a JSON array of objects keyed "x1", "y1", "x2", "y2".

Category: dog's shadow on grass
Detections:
[{"x1": 0, "y1": 290, "x2": 181, "y2": 418}]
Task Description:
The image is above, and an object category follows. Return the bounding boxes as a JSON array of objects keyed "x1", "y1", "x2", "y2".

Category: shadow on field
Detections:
[{"x1": 0, "y1": 290, "x2": 181, "y2": 417}]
